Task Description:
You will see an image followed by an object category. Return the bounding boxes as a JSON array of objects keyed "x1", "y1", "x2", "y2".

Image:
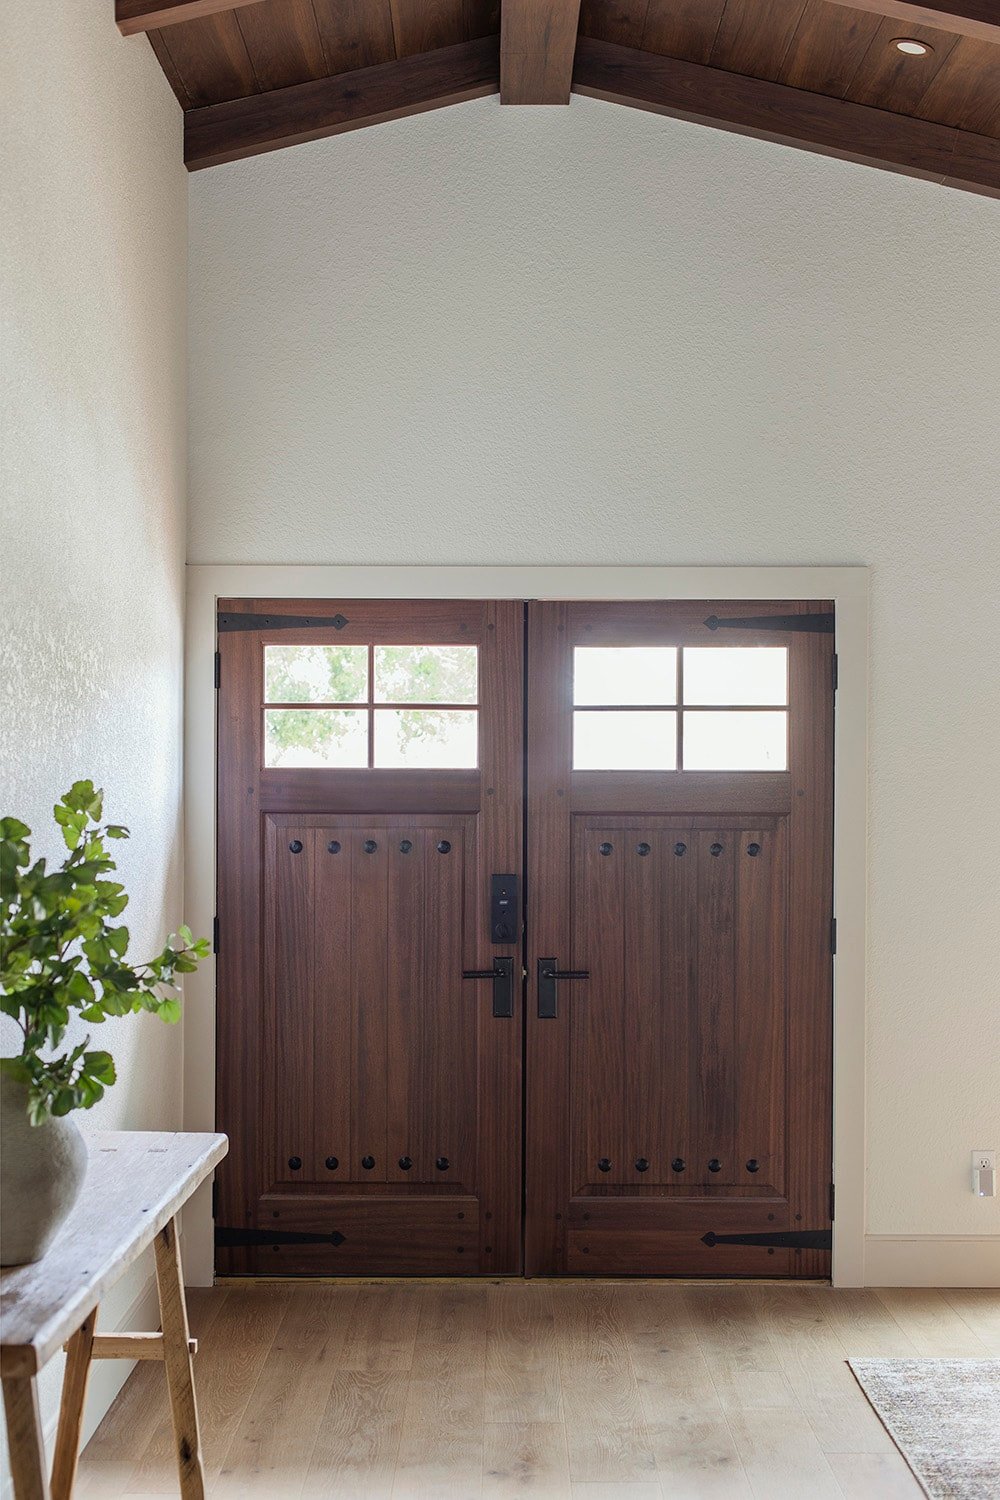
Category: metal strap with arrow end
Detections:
[
  {"x1": 215, "y1": 1226, "x2": 346, "y2": 1248},
  {"x1": 701, "y1": 1229, "x2": 832, "y2": 1249},
  {"x1": 217, "y1": 612, "x2": 349, "y2": 632},
  {"x1": 704, "y1": 613, "x2": 834, "y2": 634}
]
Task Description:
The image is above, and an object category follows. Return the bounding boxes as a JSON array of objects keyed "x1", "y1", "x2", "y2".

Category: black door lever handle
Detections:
[
  {"x1": 462, "y1": 956, "x2": 514, "y2": 1018},
  {"x1": 537, "y1": 958, "x2": 590, "y2": 1019}
]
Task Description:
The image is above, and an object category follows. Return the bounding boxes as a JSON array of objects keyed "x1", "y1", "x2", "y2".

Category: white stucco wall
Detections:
[
  {"x1": 187, "y1": 96, "x2": 1000, "y2": 1258},
  {"x1": 0, "y1": 0, "x2": 188, "y2": 1469}
]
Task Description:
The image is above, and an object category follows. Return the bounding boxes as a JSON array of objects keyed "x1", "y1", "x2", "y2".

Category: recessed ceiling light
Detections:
[{"x1": 893, "y1": 38, "x2": 932, "y2": 55}]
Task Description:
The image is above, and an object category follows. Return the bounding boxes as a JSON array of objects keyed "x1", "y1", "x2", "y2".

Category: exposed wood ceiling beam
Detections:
[
  {"x1": 185, "y1": 37, "x2": 500, "y2": 170},
  {"x1": 500, "y1": 0, "x2": 583, "y2": 104},
  {"x1": 823, "y1": 0, "x2": 1000, "y2": 44},
  {"x1": 115, "y1": 0, "x2": 265, "y2": 35},
  {"x1": 572, "y1": 37, "x2": 1000, "y2": 197}
]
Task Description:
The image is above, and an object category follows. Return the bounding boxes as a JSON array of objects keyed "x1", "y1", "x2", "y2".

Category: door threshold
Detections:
[{"x1": 215, "y1": 1274, "x2": 832, "y2": 1287}]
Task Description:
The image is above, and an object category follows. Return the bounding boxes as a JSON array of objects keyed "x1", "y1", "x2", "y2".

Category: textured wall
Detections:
[
  {"x1": 188, "y1": 96, "x2": 1000, "y2": 1241},
  {"x1": 0, "y1": 0, "x2": 187, "y2": 1466}
]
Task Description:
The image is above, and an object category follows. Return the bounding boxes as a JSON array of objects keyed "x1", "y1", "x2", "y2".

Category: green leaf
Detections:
[
  {"x1": 105, "y1": 825, "x2": 129, "y2": 840},
  {"x1": 157, "y1": 998, "x2": 182, "y2": 1024},
  {"x1": 66, "y1": 971, "x2": 95, "y2": 1004},
  {"x1": 106, "y1": 925, "x2": 130, "y2": 957},
  {"x1": 83, "y1": 1050, "x2": 116, "y2": 1084},
  {"x1": 62, "y1": 781, "x2": 100, "y2": 817}
]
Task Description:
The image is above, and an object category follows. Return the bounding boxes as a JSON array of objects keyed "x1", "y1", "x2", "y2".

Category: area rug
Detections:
[{"x1": 848, "y1": 1359, "x2": 1000, "y2": 1498}]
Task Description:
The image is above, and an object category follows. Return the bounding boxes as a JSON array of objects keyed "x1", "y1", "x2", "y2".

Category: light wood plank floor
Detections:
[{"x1": 77, "y1": 1282, "x2": 999, "y2": 1498}]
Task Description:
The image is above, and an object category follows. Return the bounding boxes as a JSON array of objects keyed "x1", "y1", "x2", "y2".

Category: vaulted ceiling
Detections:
[{"x1": 118, "y1": 0, "x2": 1000, "y2": 194}]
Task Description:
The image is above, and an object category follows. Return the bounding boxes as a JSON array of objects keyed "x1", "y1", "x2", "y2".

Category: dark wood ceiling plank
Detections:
[
  {"x1": 156, "y1": 10, "x2": 259, "y2": 105},
  {"x1": 389, "y1": 0, "x2": 472, "y2": 57},
  {"x1": 779, "y1": 0, "x2": 883, "y2": 95},
  {"x1": 117, "y1": 0, "x2": 265, "y2": 35},
  {"x1": 500, "y1": 0, "x2": 584, "y2": 103},
  {"x1": 824, "y1": 0, "x2": 1000, "y2": 44},
  {"x1": 572, "y1": 35, "x2": 1000, "y2": 194},
  {"x1": 912, "y1": 35, "x2": 1000, "y2": 134},
  {"x1": 185, "y1": 34, "x2": 500, "y2": 167},
  {"x1": 465, "y1": 0, "x2": 501, "y2": 42},
  {"x1": 640, "y1": 0, "x2": 726, "y2": 65},
  {"x1": 843, "y1": 16, "x2": 959, "y2": 113},
  {"x1": 234, "y1": 0, "x2": 327, "y2": 90},
  {"x1": 709, "y1": 0, "x2": 809, "y2": 82},
  {"x1": 310, "y1": 0, "x2": 397, "y2": 74},
  {"x1": 579, "y1": 0, "x2": 651, "y2": 50},
  {"x1": 147, "y1": 29, "x2": 194, "y2": 107}
]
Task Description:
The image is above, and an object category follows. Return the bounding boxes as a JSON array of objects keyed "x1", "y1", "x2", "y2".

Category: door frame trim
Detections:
[{"x1": 185, "y1": 565, "x2": 868, "y2": 1287}]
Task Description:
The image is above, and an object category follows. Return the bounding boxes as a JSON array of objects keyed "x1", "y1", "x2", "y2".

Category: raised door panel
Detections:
[
  {"x1": 568, "y1": 818, "x2": 787, "y2": 1198},
  {"x1": 217, "y1": 598, "x2": 522, "y2": 1277},
  {"x1": 526, "y1": 599, "x2": 832, "y2": 1278}
]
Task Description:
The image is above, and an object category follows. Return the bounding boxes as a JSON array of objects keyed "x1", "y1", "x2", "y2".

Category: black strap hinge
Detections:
[
  {"x1": 704, "y1": 612, "x2": 835, "y2": 634},
  {"x1": 702, "y1": 1229, "x2": 832, "y2": 1250},
  {"x1": 217, "y1": 612, "x2": 349, "y2": 633},
  {"x1": 215, "y1": 1226, "x2": 346, "y2": 1249}
]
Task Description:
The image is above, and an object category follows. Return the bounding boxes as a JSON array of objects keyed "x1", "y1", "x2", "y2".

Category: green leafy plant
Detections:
[{"x1": 0, "y1": 782, "x2": 209, "y2": 1125}]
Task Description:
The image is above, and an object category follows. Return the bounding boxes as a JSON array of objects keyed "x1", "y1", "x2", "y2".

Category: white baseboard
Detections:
[
  {"x1": 1, "y1": 1272, "x2": 161, "y2": 1500},
  {"x1": 865, "y1": 1234, "x2": 1000, "y2": 1287}
]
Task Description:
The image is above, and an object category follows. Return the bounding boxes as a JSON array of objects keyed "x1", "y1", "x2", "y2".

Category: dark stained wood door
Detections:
[
  {"x1": 525, "y1": 600, "x2": 834, "y2": 1277},
  {"x1": 216, "y1": 598, "x2": 523, "y2": 1275}
]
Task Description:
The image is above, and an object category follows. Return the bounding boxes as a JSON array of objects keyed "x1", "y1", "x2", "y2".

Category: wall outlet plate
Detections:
[{"x1": 972, "y1": 1149, "x2": 996, "y2": 1196}]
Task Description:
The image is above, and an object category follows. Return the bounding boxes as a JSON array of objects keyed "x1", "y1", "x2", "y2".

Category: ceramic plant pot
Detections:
[{"x1": 0, "y1": 1069, "x2": 88, "y2": 1266}]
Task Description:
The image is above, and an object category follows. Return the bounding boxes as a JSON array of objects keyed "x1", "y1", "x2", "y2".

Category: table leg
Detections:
[
  {"x1": 153, "y1": 1215, "x2": 205, "y2": 1500},
  {"x1": 2, "y1": 1375, "x2": 51, "y2": 1500},
  {"x1": 49, "y1": 1307, "x2": 97, "y2": 1500}
]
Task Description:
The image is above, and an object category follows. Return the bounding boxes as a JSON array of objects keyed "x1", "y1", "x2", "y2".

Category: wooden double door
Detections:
[{"x1": 216, "y1": 597, "x2": 834, "y2": 1279}]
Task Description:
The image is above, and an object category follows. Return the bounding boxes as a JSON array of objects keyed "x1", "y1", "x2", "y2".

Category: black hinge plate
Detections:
[
  {"x1": 830, "y1": 917, "x2": 837, "y2": 955},
  {"x1": 213, "y1": 916, "x2": 220, "y2": 955},
  {"x1": 217, "y1": 612, "x2": 349, "y2": 633},
  {"x1": 704, "y1": 612, "x2": 835, "y2": 634},
  {"x1": 214, "y1": 650, "x2": 221, "y2": 688},
  {"x1": 832, "y1": 651, "x2": 839, "y2": 691},
  {"x1": 215, "y1": 1226, "x2": 346, "y2": 1248},
  {"x1": 702, "y1": 1229, "x2": 832, "y2": 1250},
  {"x1": 830, "y1": 1182, "x2": 836, "y2": 1221}
]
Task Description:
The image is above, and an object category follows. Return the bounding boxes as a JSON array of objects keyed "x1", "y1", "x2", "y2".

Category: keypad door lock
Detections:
[{"x1": 490, "y1": 874, "x2": 519, "y2": 944}]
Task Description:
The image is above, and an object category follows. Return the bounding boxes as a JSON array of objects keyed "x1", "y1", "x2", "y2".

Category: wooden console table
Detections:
[{"x1": 1, "y1": 1131, "x2": 227, "y2": 1500}]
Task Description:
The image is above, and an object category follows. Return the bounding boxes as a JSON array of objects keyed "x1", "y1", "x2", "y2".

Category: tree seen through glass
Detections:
[{"x1": 263, "y1": 644, "x2": 479, "y2": 767}]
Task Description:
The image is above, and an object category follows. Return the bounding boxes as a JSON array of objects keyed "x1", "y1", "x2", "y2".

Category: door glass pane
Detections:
[
  {"x1": 264, "y1": 644, "x2": 368, "y2": 704},
  {"x1": 573, "y1": 711, "x2": 677, "y2": 770},
  {"x1": 374, "y1": 645, "x2": 478, "y2": 704},
  {"x1": 683, "y1": 647, "x2": 787, "y2": 706},
  {"x1": 682, "y1": 711, "x2": 787, "y2": 770},
  {"x1": 264, "y1": 708, "x2": 368, "y2": 767},
  {"x1": 374, "y1": 709, "x2": 478, "y2": 768},
  {"x1": 574, "y1": 647, "x2": 677, "y2": 705}
]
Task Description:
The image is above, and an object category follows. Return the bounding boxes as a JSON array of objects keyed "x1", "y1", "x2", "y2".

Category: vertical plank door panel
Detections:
[
  {"x1": 526, "y1": 600, "x2": 833, "y2": 1276},
  {"x1": 216, "y1": 599, "x2": 523, "y2": 1275}
]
